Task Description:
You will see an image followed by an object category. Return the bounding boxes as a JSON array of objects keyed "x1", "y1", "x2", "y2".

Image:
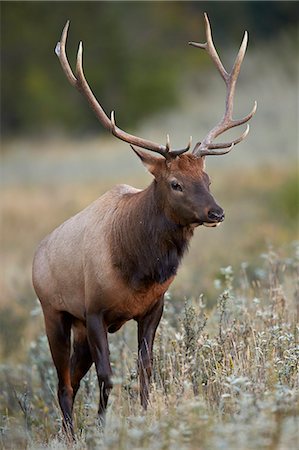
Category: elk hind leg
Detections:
[
  {"x1": 43, "y1": 307, "x2": 74, "y2": 438},
  {"x1": 86, "y1": 312, "x2": 113, "y2": 426},
  {"x1": 70, "y1": 323, "x2": 93, "y2": 402}
]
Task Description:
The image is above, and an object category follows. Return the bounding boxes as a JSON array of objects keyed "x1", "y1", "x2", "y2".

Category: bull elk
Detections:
[{"x1": 32, "y1": 14, "x2": 256, "y2": 437}]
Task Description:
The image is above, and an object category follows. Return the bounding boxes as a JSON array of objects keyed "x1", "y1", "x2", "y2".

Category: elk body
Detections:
[{"x1": 32, "y1": 14, "x2": 256, "y2": 437}]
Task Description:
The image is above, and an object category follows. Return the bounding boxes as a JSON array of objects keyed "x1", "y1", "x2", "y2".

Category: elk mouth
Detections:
[
  {"x1": 190, "y1": 213, "x2": 224, "y2": 228},
  {"x1": 190, "y1": 221, "x2": 222, "y2": 228},
  {"x1": 203, "y1": 222, "x2": 221, "y2": 228}
]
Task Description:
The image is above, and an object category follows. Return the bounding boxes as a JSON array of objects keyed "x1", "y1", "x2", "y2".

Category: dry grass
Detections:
[
  {"x1": 0, "y1": 247, "x2": 298, "y2": 449},
  {"x1": 1, "y1": 141, "x2": 298, "y2": 448}
]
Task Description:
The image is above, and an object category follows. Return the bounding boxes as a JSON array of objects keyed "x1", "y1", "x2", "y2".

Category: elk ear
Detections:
[{"x1": 131, "y1": 146, "x2": 165, "y2": 177}]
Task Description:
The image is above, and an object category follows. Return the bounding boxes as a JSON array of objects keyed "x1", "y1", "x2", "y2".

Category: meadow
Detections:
[
  {"x1": 0, "y1": 242, "x2": 298, "y2": 449},
  {"x1": 1, "y1": 134, "x2": 298, "y2": 449},
  {"x1": 1, "y1": 13, "x2": 298, "y2": 449}
]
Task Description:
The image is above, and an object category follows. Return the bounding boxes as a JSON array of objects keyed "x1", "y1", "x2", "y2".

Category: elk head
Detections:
[
  {"x1": 55, "y1": 13, "x2": 256, "y2": 228},
  {"x1": 131, "y1": 149, "x2": 223, "y2": 227}
]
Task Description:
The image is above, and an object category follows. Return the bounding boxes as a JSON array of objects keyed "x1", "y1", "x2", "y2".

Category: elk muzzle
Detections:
[{"x1": 203, "y1": 205, "x2": 225, "y2": 227}]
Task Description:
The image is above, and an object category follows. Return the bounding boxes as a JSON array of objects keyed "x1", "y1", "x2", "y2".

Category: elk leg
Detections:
[
  {"x1": 43, "y1": 308, "x2": 74, "y2": 438},
  {"x1": 70, "y1": 326, "x2": 93, "y2": 402},
  {"x1": 86, "y1": 313, "x2": 113, "y2": 425},
  {"x1": 137, "y1": 295, "x2": 164, "y2": 409}
]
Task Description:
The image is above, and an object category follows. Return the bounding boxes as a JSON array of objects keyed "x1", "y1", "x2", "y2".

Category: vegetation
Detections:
[
  {"x1": 1, "y1": 1, "x2": 298, "y2": 135},
  {"x1": 0, "y1": 246, "x2": 298, "y2": 449}
]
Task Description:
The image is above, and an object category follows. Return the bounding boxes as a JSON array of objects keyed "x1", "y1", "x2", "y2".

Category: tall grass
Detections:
[{"x1": 1, "y1": 245, "x2": 298, "y2": 449}]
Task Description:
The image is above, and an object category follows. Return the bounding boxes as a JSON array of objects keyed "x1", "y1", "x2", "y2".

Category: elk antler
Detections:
[
  {"x1": 55, "y1": 21, "x2": 192, "y2": 160},
  {"x1": 189, "y1": 13, "x2": 257, "y2": 157}
]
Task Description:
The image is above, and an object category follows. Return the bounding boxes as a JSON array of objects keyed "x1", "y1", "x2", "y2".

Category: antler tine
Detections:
[
  {"x1": 75, "y1": 40, "x2": 118, "y2": 131},
  {"x1": 230, "y1": 100, "x2": 257, "y2": 128},
  {"x1": 195, "y1": 124, "x2": 250, "y2": 157},
  {"x1": 199, "y1": 143, "x2": 235, "y2": 157},
  {"x1": 170, "y1": 135, "x2": 193, "y2": 157},
  {"x1": 56, "y1": 21, "x2": 191, "y2": 159},
  {"x1": 189, "y1": 13, "x2": 228, "y2": 83},
  {"x1": 55, "y1": 20, "x2": 77, "y2": 86},
  {"x1": 190, "y1": 13, "x2": 257, "y2": 157}
]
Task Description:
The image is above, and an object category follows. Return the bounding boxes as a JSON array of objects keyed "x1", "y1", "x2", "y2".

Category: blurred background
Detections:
[{"x1": 1, "y1": 1, "x2": 298, "y2": 361}]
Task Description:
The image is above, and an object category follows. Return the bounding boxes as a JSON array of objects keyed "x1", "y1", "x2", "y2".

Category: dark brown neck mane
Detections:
[{"x1": 110, "y1": 181, "x2": 194, "y2": 290}]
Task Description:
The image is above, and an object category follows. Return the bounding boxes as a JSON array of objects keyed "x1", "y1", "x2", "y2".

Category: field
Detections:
[
  {"x1": 0, "y1": 242, "x2": 298, "y2": 449},
  {"x1": 1, "y1": 134, "x2": 298, "y2": 449},
  {"x1": 1, "y1": 18, "x2": 298, "y2": 450}
]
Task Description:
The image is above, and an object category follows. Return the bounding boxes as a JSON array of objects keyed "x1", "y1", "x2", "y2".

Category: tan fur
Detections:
[{"x1": 33, "y1": 184, "x2": 172, "y2": 325}]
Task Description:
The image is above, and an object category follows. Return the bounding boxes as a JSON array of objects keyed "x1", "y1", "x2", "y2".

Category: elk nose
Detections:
[{"x1": 207, "y1": 208, "x2": 225, "y2": 223}]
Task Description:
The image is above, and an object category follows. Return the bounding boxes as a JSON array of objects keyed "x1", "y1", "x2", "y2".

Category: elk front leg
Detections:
[
  {"x1": 137, "y1": 295, "x2": 164, "y2": 409},
  {"x1": 86, "y1": 313, "x2": 112, "y2": 426}
]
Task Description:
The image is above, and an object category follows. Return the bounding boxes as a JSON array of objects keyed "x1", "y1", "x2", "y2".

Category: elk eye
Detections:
[{"x1": 171, "y1": 181, "x2": 183, "y2": 192}]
